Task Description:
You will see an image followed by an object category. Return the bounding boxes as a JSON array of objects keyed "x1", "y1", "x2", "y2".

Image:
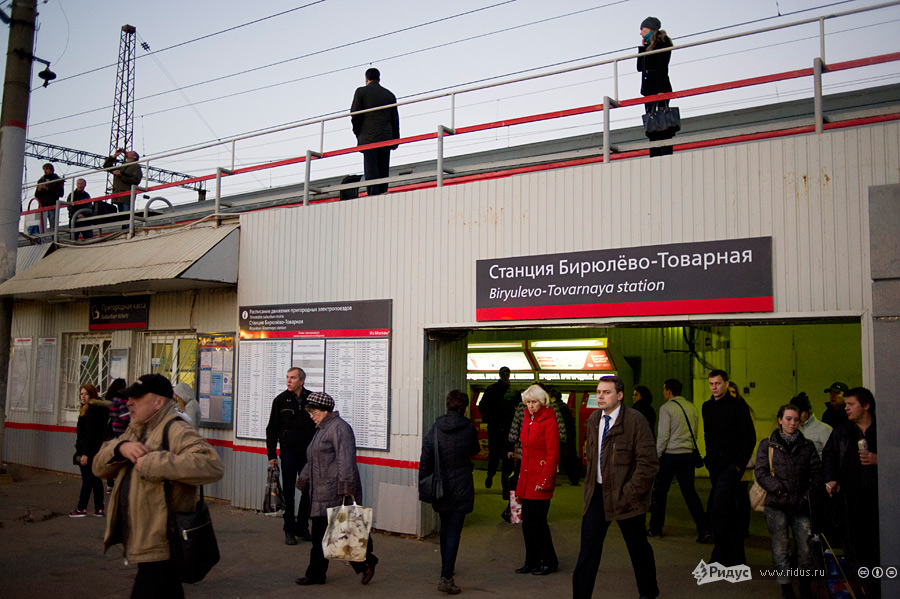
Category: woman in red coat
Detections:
[{"x1": 514, "y1": 384, "x2": 560, "y2": 576}]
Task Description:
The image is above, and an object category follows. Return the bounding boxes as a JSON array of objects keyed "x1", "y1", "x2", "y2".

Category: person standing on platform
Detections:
[
  {"x1": 550, "y1": 388, "x2": 580, "y2": 485},
  {"x1": 792, "y1": 392, "x2": 832, "y2": 457},
  {"x1": 637, "y1": 16, "x2": 675, "y2": 157},
  {"x1": 478, "y1": 367, "x2": 518, "y2": 496},
  {"x1": 648, "y1": 378, "x2": 710, "y2": 542},
  {"x1": 632, "y1": 385, "x2": 656, "y2": 433},
  {"x1": 35, "y1": 163, "x2": 64, "y2": 231},
  {"x1": 702, "y1": 369, "x2": 757, "y2": 567},
  {"x1": 66, "y1": 178, "x2": 93, "y2": 240},
  {"x1": 572, "y1": 375, "x2": 659, "y2": 599},
  {"x1": 350, "y1": 67, "x2": 400, "y2": 196},
  {"x1": 103, "y1": 148, "x2": 143, "y2": 212},
  {"x1": 266, "y1": 367, "x2": 315, "y2": 545},
  {"x1": 821, "y1": 382, "x2": 850, "y2": 429}
]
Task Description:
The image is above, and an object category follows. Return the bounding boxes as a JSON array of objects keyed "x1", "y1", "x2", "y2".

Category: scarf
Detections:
[{"x1": 779, "y1": 430, "x2": 799, "y2": 447}]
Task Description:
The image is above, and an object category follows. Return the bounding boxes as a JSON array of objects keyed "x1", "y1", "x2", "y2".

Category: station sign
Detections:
[{"x1": 476, "y1": 237, "x2": 773, "y2": 321}]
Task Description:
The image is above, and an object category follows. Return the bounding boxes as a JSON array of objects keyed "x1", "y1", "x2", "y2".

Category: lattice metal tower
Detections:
[{"x1": 107, "y1": 24, "x2": 137, "y2": 193}]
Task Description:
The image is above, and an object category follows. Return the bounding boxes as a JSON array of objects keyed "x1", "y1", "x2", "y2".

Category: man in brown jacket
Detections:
[
  {"x1": 572, "y1": 375, "x2": 659, "y2": 599},
  {"x1": 93, "y1": 374, "x2": 224, "y2": 599}
]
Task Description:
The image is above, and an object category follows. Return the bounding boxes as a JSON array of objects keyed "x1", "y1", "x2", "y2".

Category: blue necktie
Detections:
[{"x1": 598, "y1": 414, "x2": 611, "y2": 469}]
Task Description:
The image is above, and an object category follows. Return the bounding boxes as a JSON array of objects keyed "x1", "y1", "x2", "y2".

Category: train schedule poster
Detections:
[{"x1": 236, "y1": 299, "x2": 391, "y2": 450}]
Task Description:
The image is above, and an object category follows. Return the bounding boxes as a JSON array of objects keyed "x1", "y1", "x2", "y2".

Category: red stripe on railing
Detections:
[{"x1": 455, "y1": 104, "x2": 605, "y2": 135}]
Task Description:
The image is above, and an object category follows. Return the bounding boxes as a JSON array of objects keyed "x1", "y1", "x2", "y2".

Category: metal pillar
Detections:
[
  {"x1": 303, "y1": 150, "x2": 322, "y2": 206},
  {"x1": 813, "y1": 57, "x2": 825, "y2": 134},
  {"x1": 602, "y1": 96, "x2": 618, "y2": 164},
  {"x1": 437, "y1": 125, "x2": 455, "y2": 188},
  {"x1": 0, "y1": 0, "x2": 38, "y2": 473}
]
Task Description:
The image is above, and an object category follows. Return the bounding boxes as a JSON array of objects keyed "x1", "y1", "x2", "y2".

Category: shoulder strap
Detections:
[
  {"x1": 768, "y1": 444, "x2": 775, "y2": 476},
  {"x1": 672, "y1": 399, "x2": 699, "y2": 450},
  {"x1": 160, "y1": 416, "x2": 205, "y2": 509},
  {"x1": 432, "y1": 426, "x2": 441, "y2": 472}
]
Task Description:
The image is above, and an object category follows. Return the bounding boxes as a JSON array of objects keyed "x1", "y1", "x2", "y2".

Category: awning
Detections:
[{"x1": 0, "y1": 224, "x2": 239, "y2": 300}]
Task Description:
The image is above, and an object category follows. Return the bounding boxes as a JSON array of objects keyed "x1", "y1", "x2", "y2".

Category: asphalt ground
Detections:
[{"x1": 0, "y1": 463, "x2": 798, "y2": 598}]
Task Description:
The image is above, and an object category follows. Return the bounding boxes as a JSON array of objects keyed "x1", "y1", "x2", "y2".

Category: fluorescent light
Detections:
[
  {"x1": 467, "y1": 342, "x2": 524, "y2": 350},
  {"x1": 530, "y1": 338, "x2": 607, "y2": 349}
]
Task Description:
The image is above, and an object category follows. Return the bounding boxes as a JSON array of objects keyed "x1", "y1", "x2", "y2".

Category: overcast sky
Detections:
[{"x1": 7, "y1": 0, "x2": 900, "y2": 207}]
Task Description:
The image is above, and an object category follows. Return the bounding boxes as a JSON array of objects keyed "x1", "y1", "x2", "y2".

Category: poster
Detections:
[
  {"x1": 8, "y1": 338, "x2": 32, "y2": 411},
  {"x1": 236, "y1": 299, "x2": 391, "y2": 450},
  {"x1": 197, "y1": 333, "x2": 235, "y2": 428},
  {"x1": 33, "y1": 337, "x2": 57, "y2": 413}
]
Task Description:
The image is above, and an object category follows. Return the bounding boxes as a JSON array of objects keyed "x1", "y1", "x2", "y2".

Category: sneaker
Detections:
[
  {"x1": 69, "y1": 509, "x2": 87, "y2": 518},
  {"x1": 438, "y1": 577, "x2": 461, "y2": 595},
  {"x1": 94, "y1": 509, "x2": 105, "y2": 517}
]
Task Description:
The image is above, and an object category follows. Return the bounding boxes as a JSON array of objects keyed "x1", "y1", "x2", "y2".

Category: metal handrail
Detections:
[{"x1": 19, "y1": 1, "x2": 900, "y2": 219}]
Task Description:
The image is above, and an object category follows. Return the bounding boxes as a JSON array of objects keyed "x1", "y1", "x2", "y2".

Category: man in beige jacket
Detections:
[{"x1": 94, "y1": 374, "x2": 224, "y2": 599}]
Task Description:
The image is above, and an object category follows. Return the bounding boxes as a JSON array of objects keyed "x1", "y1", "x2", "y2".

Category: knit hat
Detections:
[
  {"x1": 173, "y1": 382, "x2": 195, "y2": 403},
  {"x1": 122, "y1": 374, "x2": 174, "y2": 399},
  {"x1": 791, "y1": 392, "x2": 812, "y2": 413},
  {"x1": 641, "y1": 16, "x2": 661, "y2": 30},
  {"x1": 306, "y1": 391, "x2": 335, "y2": 412}
]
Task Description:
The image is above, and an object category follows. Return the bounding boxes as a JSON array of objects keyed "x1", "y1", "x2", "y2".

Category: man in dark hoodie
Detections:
[{"x1": 266, "y1": 367, "x2": 316, "y2": 545}]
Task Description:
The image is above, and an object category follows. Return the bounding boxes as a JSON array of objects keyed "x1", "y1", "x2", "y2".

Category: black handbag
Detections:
[
  {"x1": 262, "y1": 466, "x2": 284, "y2": 515},
  {"x1": 161, "y1": 418, "x2": 220, "y2": 584},
  {"x1": 642, "y1": 106, "x2": 681, "y2": 135},
  {"x1": 673, "y1": 399, "x2": 705, "y2": 469},
  {"x1": 419, "y1": 427, "x2": 444, "y2": 503}
]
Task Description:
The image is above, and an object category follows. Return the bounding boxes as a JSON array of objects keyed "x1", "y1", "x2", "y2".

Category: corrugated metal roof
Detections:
[
  {"x1": 0, "y1": 224, "x2": 238, "y2": 299},
  {"x1": 15, "y1": 242, "x2": 51, "y2": 274}
]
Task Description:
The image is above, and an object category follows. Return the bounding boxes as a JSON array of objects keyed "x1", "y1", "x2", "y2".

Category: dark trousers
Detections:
[
  {"x1": 77, "y1": 459, "x2": 104, "y2": 512},
  {"x1": 306, "y1": 515, "x2": 378, "y2": 581},
  {"x1": 438, "y1": 511, "x2": 466, "y2": 579},
  {"x1": 486, "y1": 433, "x2": 514, "y2": 498},
  {"x1": 648, "y1": 453, "x2": 708, "y2": 535},
  {"x1": 520, "y1": 498, "x2": 558, "y2": 569},
  {"x1": 131, "y1": 560, "x2": 184, "y2": 599},
  {"x1": 572, "y1": 487, "x2": 658, "y2": 599},
  {"x1": 362, "y1": 147, "x2": 391, "y2": 195},
  {"x1": 280, "y1": 451, "x2": 310, "y2": 534},
  {"x1": 708, "y1": 466, "x2": 746, "y2": 566}
]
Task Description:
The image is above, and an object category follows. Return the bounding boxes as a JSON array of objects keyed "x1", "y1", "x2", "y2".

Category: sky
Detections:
[{"x1": 5, "y1": 0, "x2": 900, "y2": 208}]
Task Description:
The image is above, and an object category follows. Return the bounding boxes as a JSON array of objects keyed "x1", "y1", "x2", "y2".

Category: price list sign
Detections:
[{"x1": 236, "y1": 300, "x2": 392, "y2": 449}]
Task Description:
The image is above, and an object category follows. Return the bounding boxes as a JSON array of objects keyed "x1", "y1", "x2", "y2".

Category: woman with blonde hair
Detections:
[
  {"x1": 514, "y1": 384, "x2": 560, "y2": 576},
  {"x1": 70, "y1": 384, "x2": 110, "y2": 517}
]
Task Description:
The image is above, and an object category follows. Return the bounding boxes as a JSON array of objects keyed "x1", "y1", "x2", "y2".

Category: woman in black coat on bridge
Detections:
[
  {"x1": 637, "y1": 16, "x2": 675, "y2": 156},
  {"x1": 419, "y1": 390, "x2": 481, "y2": 595}
]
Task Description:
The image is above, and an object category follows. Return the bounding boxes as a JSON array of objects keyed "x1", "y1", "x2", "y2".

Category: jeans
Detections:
[
  {"x1": 764, "y1": 507, "x2": 812, "y2": 584},
  {"x1": 438, "y1": 511, "x2": 466, "y2": 579},
  {"x1": 362, "y1": 147, "x2": 391, "y2": 195},
  {"x1": 131, "y1": 560, "x2": 184, "y2": 599},
  {"x1": 648, "y1": 452, "x2": 708, "y2": 535},
  {"x1": 43, "y1": 207, "x2": 56, "y2": 231},
  {"x1": 572, "y1": 488, "x2": 658, "y2": 599},
  {"x1": 520, "y1": 498, "x2": 558, "y2": 569},
  {"x1": 280, "y1": 451, "x2": 311, "y2": 534},
  {"x1": 708, "y1": 466, "x2": 746, "y2": 566},
  {"x1": 77, "y1": 458, "x2": 104, "y2": 512},
  {"x1": 306, "y1": 515, "x2": 378, "y2": 581}
]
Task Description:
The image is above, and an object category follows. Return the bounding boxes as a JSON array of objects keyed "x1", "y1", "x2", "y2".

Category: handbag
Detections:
[
  {"x1": 508, "y1": 490, "x2": 523, "y2": 524},
  {"x1": 672, "y1": 399, "x2": 704, "y2": 469},
  {"x1": 322, "y1": 498, "x2": 374, "y2": 562},
  {"x1": 749, "y1": 445, "x2": 775, "y2": 513},
  {"x1": 642, "y1": 106, "x2": 681, "y2": 135},
  {"x1": 262, "y1": 466, "x2": 284, "y2": 516},
  {"x1": 161, "y1": 418, "x2": 220, "y2": 584},
  {"x1": 418, "y1": 427, "x2": 444, "y2": 503}
]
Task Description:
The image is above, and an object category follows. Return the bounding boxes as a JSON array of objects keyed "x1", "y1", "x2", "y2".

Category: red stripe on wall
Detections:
[
  {"x1": 476, "y1": 296, "x2": 774, "y2": 321},
  {"x1": 6, "y1": 422, "x2": 75, "y2": 433}
]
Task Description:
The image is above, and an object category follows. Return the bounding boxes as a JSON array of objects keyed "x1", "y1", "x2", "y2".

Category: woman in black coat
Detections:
[
  {"x1": 755, "y1": 404, "x2": 823, "y2": 599},
  {"x1": 70, "y1": 384, "x2": 110, "y2": 517},
  {"x1": 419, "y1": 390, "x2": 480, "y2": 595},
  {"x1": 637, "y1": 16, "x2": 675, "y2": 156}
]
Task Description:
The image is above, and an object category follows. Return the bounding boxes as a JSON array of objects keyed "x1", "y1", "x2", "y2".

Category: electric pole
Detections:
[{"x1": 0, "y1": 0, "x2": 38, "y2": 474}]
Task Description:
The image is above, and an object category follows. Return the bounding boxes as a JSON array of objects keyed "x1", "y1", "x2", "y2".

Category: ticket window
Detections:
[
  {"x1": 142, "y1": 333, "x2": 198, "y2": 388},
  {"x1": 63, "y1": 335, "x2": 112, "y2": 416}
]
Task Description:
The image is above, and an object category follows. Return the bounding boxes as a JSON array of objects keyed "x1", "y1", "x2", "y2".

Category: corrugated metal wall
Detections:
[{"x1": 237, "y1": 123, "x2": 895, "y2": 533}]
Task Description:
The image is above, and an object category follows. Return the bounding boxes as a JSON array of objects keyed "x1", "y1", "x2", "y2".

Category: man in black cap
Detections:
[
  {"x1": 266, "y1": 367, "x2": 316, "y2": 545},
  {"x1": 350, "y1": 67, "x2": 400, "y2": 196},
  {"x1": 93, "y1": 374, "x2": 224, "y2": 599},
  {"x1": 821, "y1": 382, "x2": 850, "y2": 428},
  {"x1": 477, "y1": 366, "x2": 518, "y2": 496}
]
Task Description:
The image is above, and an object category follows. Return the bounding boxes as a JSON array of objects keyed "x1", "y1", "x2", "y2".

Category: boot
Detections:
[
  {"x1": 438, "y1": 577, "x2": 461, "y2": 595},
  {"x1": 780, "y1": 583, "x2": 797, "y2": 599}
]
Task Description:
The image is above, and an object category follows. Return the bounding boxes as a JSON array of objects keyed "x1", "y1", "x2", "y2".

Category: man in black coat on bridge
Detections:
[{"x1": 350, "y1": 67, "x2": 400, "y2": 196}]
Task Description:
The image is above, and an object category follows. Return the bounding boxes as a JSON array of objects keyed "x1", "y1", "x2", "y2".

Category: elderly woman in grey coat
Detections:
[{"x1": 296, "y1": 392, "x2": 378, "y2": 586}]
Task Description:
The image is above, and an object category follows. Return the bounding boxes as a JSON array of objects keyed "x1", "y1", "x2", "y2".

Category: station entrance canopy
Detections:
[{"x1": 0, "y1": 224, "x2": 239, "y2": 300}]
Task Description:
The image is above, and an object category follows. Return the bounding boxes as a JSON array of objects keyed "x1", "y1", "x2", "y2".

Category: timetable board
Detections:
[{"x1": 236, "y1": 300, "x2": 391, "y2": 450}]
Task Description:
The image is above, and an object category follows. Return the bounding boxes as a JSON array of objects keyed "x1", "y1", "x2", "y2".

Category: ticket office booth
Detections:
[{"x1": 466, "y1": 338, "x2": 634, "y2": 463}]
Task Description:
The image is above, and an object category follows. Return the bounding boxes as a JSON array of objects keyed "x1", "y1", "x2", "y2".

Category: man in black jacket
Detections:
[
  {"x1": 35, "y1": 163, "x2": 64, "y2": 231},
  {"x1": 350, "y1": 68, "x2": 399, "y2": 196},
  {"x1": 702, "y1": 369, "x2": 756, "y2": 567},
  {"x1": 477, "y1": 367, "x2": 518, "y2": 497},
  {"x1": 266, "y1": 367, "x2": 316, "y2": 545}
]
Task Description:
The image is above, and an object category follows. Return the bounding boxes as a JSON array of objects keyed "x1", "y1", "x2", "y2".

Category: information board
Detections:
[
  {"x1": 236, "y1": 300, "x2": 391, "y2": 450},
  {"x1": 8, "y1": 338, "x2": 32, "y2": 411},
  {"x1": 34, "y1": 337, "x2": 57, "y2": 413},
  {"x1": 197, "y1": 333, "x2": 235, "y2": 428}
]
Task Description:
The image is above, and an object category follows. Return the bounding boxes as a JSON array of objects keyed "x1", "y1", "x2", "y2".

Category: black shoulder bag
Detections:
[
  {"x1": 419, "y1": 427, "x2": 444, "y2": 503},
  {"x1": 672, "y1": 399, "x2": 705, "y2": 469},
  {"x1": 161, "y1": 417, "x2": 220, "y2": 584}
]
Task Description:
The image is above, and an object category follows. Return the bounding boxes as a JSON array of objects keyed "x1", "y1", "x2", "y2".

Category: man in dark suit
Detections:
[{"x1": 350, "y1": 68, "x2": 400, "y2": 196}]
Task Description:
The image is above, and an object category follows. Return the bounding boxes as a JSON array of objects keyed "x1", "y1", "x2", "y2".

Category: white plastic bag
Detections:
[
  {"x1": 322, "y1": 499, "x2": 373, "y2": 562},
  {"x1": 509, "y1": 491, "x2": 523, "y2": 524}
]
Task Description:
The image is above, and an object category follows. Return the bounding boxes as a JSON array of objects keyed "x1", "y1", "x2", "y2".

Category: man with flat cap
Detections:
[{"x1": 94, "y1": 374, "x2": 224, "y2": 599}]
